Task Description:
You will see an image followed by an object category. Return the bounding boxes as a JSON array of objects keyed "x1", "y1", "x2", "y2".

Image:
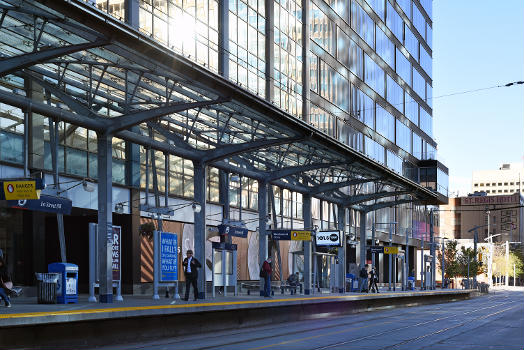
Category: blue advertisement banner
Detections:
[
  {"x1": 7, "y1": 195, "x2": 72, "y2": 215},
  {"x1": 218, "y1": 224, "x2": 249, "y2": 238},
  {"x1": 160, "y1": 232, "x2": 178, "y2": 282}
]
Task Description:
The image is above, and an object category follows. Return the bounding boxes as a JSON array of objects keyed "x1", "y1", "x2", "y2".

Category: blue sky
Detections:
[{"x1": 433, "y1": 1, "x2": 524, "y2": 196}]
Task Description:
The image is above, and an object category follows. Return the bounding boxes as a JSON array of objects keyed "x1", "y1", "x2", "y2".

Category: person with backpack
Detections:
[
  {"x1": 0, "y1": 257, "x2": 12, "y2": 307},
  {"x1": 260, "y1": 257, "x2": 272, "y2": 297},
  {"x1": 359, "y1": 264, "x2": 369, "y2": 293}
]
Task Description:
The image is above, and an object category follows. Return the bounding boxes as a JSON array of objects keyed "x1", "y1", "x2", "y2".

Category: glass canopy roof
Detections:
[{"x1": 0, "y1": 0, "x2": 440, "y2": 209}]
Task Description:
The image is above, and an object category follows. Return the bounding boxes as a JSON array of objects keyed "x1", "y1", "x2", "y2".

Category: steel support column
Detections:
[
  {"x1": 97, "y1": 133, "x2": 113, "y2": 303},
  {"x1": 264, "y1": 0, "x2": 274, "y2": 101},
  {"x1": 359, "y1": 211, "x2": 367, "y2": 269},
  {"x1": 218, "y1": 0, "x2": 229, "y2": 78},
  {"x1": 388, "y1": 223, "x2": 393, "y2": 290},
  {"x1": 258, "y1": 181, "x2": 268, "y2": 295},
  {"x1": 303, "y1": 194, "x2": 312, "y2": 295},
  {"x1": 420, "y1": 237, "x2": 425, "y2": 290},
  {"x1": 219, "y1": 169, "x2": 230, "y2": 244},
  {"x1": 301, "y1": 0, "x2": 310, "y2": 123},
  {"x1": 405, "y1": 228, "x2": 410, "y2": 290},
  {"x1": 337, "y1": 205, "x2": 346, "y2": 293},
  {"x1": 430, "y1": 209, "x2": 435, "y2": 290},
  {"x1": 125, "y1": 0, "x2": 139, "y2": 28},
  {"x1": 371, "y1": 217, "x2": 376, "y2": 270},
  {"x1": 193, "y1": 161, "x2": 207, "y2": 299}
]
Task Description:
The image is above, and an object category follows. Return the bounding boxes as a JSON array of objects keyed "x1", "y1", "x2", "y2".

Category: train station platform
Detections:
[{"x1": 0, "y1": 288, "x2": 479, "y2": 349}]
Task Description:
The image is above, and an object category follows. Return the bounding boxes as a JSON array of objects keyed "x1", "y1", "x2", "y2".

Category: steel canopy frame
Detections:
[{"x1": 0, "y1": 0, "x2": 438, "y2": 203}]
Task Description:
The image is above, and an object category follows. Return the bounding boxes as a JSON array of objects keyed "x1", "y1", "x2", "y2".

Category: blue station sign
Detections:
[
  {"x1": 160, "y1": 232, "x2": 178, "y2": 282},
  {"x1": 271, "y1": 230, "x2": 292, "y2": 240},
  {"x1": 218, "y1": 224, "x2": 249, "y2": 238},
  {"x1": 8, "y1": 194, "x2": 72, "y2": 215}
]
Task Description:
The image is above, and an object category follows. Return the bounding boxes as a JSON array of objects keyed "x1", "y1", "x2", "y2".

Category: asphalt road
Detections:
[{"x1": 98, "y1": 288, "x2": 524, "y2": 350}]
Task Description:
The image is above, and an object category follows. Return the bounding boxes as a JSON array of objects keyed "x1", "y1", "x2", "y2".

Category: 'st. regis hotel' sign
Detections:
[{"x1": 461, "y1": 193, "x2": 520, "y2": 206}]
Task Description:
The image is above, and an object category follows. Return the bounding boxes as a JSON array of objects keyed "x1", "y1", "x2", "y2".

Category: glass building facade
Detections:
[{"x1": 0, "y1": 0, "x2": 446, "y2": 237}]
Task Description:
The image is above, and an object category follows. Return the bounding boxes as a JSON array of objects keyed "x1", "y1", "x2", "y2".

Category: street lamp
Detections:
[
  {"x1": 436, "y1": 237, "x2": 451, "y2": 289},
  {"x1": 484, "y1": 233, "x2": 501, "y2": 287}
]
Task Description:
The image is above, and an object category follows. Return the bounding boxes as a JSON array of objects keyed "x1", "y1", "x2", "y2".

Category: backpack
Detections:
[
  {"x1": 360, "y1": 268, "x2": 367, "y2": 278},
  {"x1": 259, "y1": 267, "x2": 267, "y2": 278}
]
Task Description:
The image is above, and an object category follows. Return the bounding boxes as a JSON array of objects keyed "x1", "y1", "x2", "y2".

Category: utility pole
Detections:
[
  {"x1": 441, "y1": 239, "x2": 445, "y2": 288},
  {"x1": 505, "y1": 241, "x2": 509, "y2": 287},
  {"x1": 487, "y1": 210, "x2": 493, "y2": 287}
]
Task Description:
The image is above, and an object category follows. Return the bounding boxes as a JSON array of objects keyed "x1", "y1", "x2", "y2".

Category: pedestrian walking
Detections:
[
  {"x1": 261, "y1": 257, "x2": 272, "y2": 297},
  {"x1": 369, "y1": 267, "x2": 379, "y2": 293},
  {"x1": 182, "y1": 250, "x2": 201, "y2": 301},
  {"x1": 359, "y1": 264, "x2": 369, "y2": 293},
  {"x1": 0, "y1": 257, "x2": 12, "y2": 307}
]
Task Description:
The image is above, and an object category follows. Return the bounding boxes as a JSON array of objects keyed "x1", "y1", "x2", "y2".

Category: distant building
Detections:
[
  {"x1": 439, "y1": 193, "x2": 524, "y2": 254},
  {"x1": 472, "y1": 163, "x2": 524, "y2": 196}
]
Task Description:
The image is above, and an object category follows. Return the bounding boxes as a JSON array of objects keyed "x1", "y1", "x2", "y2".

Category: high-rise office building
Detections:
[
  {"x1": 472, "y1": 163, "x2": 524, "y2": 196},
  {"x1": 0, "y1": 0, "x2": 446, "y2": 294}
]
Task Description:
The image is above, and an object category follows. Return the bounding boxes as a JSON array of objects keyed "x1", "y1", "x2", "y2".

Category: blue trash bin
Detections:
[
  {"x1": 407, "y1": 277, "x2": 415, "y2": 290},
  {"x1": 346, "y1": 273, "x2": 359, "y2": 292},
  {"x1": 48, "y1": 263, "x2": 79, "y2": 304}
]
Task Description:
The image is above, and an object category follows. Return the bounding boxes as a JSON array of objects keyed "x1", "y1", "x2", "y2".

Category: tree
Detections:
[
  {"x1": 437, "y1": 240, "x2": 460, "y2": 279},
  {"x1": 492, "y1": 245, "x2": 524, "y2": 279},
  {"x1": 456, "y1": 246, "x2": 485, "y2": 278}
]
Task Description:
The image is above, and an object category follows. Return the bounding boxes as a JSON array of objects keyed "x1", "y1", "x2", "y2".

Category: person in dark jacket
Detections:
[
  {"x1": 262, "y1": 257, "x2": 272, "y2": 297},
  {"x1": 369, "y1": 266, "x2": 379, "y2": 293},
  {"x1": 182, "y1": 250, "x2": 202, "y2": 301},
  {"x1": 0, "y1": 257, "x2": 11, "y2": 307},
  {"x1": 359, "y1": 264, "x2": 369, "y2": 293}
]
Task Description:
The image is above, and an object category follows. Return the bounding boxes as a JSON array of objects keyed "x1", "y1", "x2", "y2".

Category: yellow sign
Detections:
[
  {"x1": 384, "y1": 246, "x2": 399, "y2": 254},
  {"x1": 3, "y1": 181, "x2": 40, "y2": 200},
  {"x1": 291, "y1": 230, "x2": 311, "y2": 241}
]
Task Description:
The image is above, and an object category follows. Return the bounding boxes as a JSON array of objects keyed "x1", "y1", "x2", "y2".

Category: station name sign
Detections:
[
  {"x1": 218, "y1": 224, "x2": 249, "y2": 238},
  {"x1": 271, "y1": 230, "x2": 312, "y2": 241},
  {"x1": 8, "y1": 195, "x2": 72, "y2": 215},
  {"x1": 315, "y1": 231, "x2": 342, "y2": 246},
  {"x1": 368, "y1": 246, "x2": 399, "y2": 254}
]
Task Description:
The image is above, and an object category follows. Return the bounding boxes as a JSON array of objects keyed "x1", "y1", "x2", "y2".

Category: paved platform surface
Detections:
[
  {"x1": 0, "y1": 288, "x2": 474, "y2": 327},
  {"x1": 93, "y1": 288, "x2": 523, "y2": 350}
]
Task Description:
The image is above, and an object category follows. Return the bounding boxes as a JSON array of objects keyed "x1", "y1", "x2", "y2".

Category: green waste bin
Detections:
[{"x1": 35, "y1": 273, "x2": 60, "y2": 304}]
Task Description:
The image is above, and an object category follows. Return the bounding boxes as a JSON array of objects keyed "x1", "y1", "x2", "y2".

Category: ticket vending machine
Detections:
[{"x1": 212, "y1": 242, "x2": 237, "y2": 297}]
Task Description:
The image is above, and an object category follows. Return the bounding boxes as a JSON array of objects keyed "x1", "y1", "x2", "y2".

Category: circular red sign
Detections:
[{"x1": 6, "y1": 184, "x2": 14, "y2": 193}]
